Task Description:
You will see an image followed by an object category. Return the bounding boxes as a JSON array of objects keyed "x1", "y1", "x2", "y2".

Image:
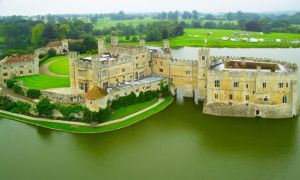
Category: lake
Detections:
[{"x1": 1, "y1": 48, "x2": 300, "y2": 180}]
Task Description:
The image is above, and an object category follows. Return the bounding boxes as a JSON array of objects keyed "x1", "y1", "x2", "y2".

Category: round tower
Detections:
[{"x1": 68, "y1": 51, "x2": 77, "y2": 89}]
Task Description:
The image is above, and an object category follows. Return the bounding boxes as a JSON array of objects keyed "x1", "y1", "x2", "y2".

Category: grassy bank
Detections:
[
  {"x1": 15, "y1": 74, "x2": 70, "y2": 90},
  {"x1": 48, "y1": 58, "x2": 70, "y2": 75},
  {"x1": 0, "y1": 97, "x2": 174, "y2": 133},
  {"x1": 40, "y1": 55, "x2": 67, "y2": 66}
]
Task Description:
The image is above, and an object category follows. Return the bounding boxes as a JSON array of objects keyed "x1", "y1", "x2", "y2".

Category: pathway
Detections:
[
  {"x1": 0, "y1": 99, "x2": 165, "y2": 127},
  {"x1": 40, "y1": 58, "x2": 69, "y2": 78},
  {"x1": 0, "y1": 85, "x2": 35, "y2": 104}
]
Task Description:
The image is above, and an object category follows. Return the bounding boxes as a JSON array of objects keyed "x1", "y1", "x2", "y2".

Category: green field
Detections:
[
  {"x1": 48, "y1": 59, "x2": 70, "y2": 75},
  {"x1": 40, "y1": 55, "x2": 67, "y2": 66},
  {"x1": 15, "y1": 74, "x2": 70, "y2": 90},
  {"x1": 0, "y1": 97, "x2": 174, "y2": 133},
  {"x1": 94, "y1": 17, "x2": 158, "y2": 29},
  {"x1": 118, "y1": 28, "x2": 300, "y2": 48}
]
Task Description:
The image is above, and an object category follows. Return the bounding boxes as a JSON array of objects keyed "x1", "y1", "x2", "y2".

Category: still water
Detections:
[{"x1": 1, "y1": 48, "x2": 300, "y2": 180}]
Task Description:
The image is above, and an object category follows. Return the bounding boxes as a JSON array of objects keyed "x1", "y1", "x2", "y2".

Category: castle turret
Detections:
[
  {"x1": 68, "y1": 51, "x2": 77, "y2": 88},
  {"x1": 111, "y1": 36, "x2": 118, "y2": 46},
  {"x1": 197, "y1": 48, "x2": 210, "y2": 100},
  {"x1": 139, "y1": 39, "x2": 145, "y2": 47},
  {"x1": 163, "y1": 40, "x2": 170, "y2": 50},
  {"x1": 62, "y1": 39, "x2": 69, "y2": 52},
  {"x1": 98, "y1": 39, "x2": 106, "y2": 54}
]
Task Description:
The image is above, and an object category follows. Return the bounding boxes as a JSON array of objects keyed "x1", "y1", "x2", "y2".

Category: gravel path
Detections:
[{"x1": 40, "y1": 58, "x2": 69, "y2": 78}]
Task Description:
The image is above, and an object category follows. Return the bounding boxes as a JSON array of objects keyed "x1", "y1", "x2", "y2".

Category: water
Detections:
[{"x1": 1, "y1": 48, "x2": 300, "y2": 180}]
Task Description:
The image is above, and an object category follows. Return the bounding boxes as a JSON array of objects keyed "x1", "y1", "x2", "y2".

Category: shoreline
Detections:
[{"x1": 0, "y1": 97, "x2": 174, "y2": 134}]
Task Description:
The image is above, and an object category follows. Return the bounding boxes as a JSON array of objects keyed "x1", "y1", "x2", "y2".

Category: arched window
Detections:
[
  {"x1": 263, "y1": 96, "x2": 269, "y2": 102},
  {"x1": 282, "y1": 95, "x2": 288, "y2": 104}
]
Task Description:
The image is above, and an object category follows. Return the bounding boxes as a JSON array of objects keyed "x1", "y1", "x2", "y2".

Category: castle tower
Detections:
[
  {"x1": 68, "y1": 51, "x2": 77, "y2": 89},
  {"x1": 33, "y1": 50, "x2": 40, "y2": 74},
  {"x1": 98, "y1": 39, "x2": 106, "y2": 54},
  {"x1": 163, "y1": 40, "x2": 170, "y2": 50},
  {"x1": 111, "y1": 36, "x2": 118, "y2": 46},
  {"x1": 139, "y1": 39, "x2": 145, "y2": 47},
  {"x1": 197, "y1": 48, "x2": 210, "y2": 100},
  {"x1": 62, "y1": 39, "x2": 69, "y2": 52}
]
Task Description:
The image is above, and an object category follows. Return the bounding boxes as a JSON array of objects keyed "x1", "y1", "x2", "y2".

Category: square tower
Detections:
[
  {"x1": 111, "y1": 36, "x2": 118, "y2": 46},
  {"x1": 98, "y1": 39, "x2": 106, "y2": 54}
]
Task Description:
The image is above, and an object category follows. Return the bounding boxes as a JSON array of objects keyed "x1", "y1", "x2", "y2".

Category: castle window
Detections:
[
  {"x1": 229, "y1": 94, "x2": 233, "y2": 100},
  {"x1": 20, "y1": 71, "x2": 23, "y2": 74},
  {"x1": 203, "y1": 74, "x2": 205, "y2": 77},
  {"x1": 142, "y1": 55, "x2": 145, "y2": 58},
  {"x1": 263, "y1": 96, "x2": 269, "y2": 102},
  {"x1": 160, "y1": 68, "x2": 164, "y2": 73},
  {"x1": 136, "y1": 64, "x2": 139, "y2": 68},
  {"x1": 122, "y1": 68, "x2": 125, "y2": 73},
  {"x1": 286, "y1": 83, "x2": 289, "y2": 88},
  {"x1": 278, "y1": 83, "x2": 284, "y2": 88},
  {"x1": 215, "y1": 93, "x2": 219, "y2": 99},
  {"x1": 246, "y1": 95, "x2": 249, "y2": 101},
  {"x1": 3, "y1": 73, "x2": 8, "y2": 76},
  {"x1": 160, "y1": 62, "x2": 163, "y2": 66},
  {"x1": 282, "y1": 95, "x2": 287, "y2": 104},
  {"x1": 246, "y1": 84, "x2": 249, "y2": 88},
  {"x1": 102, "y1": 70, "x2": 107, "y2": 76},
  {"x1": 186, "y1": 71, "x2": 191, "y2": 75},
  {"x1": 215, "y1": 80, "x2": 220, "y2": 88},
  {"x1": 202, "y1": 56, "x2": 206, "y2": 60},
  {"x1": 234, "y1": 82, "x2": 239, "y2": 88},
  {"x1": 29, "y1": 70, "x2": 32, "y2": 74},
  {"x1": 263, "y1": 82, "x2": 267, "y2": 88}
]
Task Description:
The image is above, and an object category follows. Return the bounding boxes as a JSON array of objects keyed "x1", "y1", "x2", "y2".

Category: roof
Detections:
[
  {"x1": 46, "y1": 41, "x2": 62, "y2": 48},
  {"x1": 3, "y1": 54, "x2": 34, "y2": 64},
  {"x1": 85, "y1": 85, "x2": 108, "y2": 100}
]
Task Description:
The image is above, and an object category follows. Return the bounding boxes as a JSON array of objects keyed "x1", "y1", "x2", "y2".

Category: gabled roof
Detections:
[
  {"x1": 46, "y1": 41, "x2": 62, "y2": 48},
  {"x1": 85, "y1": 85, "x2": 108, "y2": 100},
  {"x1": 3, "y1": 54, "x2": 34, "y2": 64}
]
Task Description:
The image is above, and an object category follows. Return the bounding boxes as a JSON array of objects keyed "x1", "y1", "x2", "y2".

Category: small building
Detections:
[
  {"x1": 44, "y1": 39, "x2": 82, "y2": 54},
  {"x1": 0, "y1": 54, "x2": 39, "y2": 84}
]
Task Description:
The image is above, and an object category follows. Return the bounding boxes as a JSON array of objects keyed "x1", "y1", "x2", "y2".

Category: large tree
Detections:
[{"x1": 31, "y1": 23, "x2": 45, "y2": 47}]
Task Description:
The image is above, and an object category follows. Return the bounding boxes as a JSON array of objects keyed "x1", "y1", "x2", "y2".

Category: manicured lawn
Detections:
[
  {"x1": 104, "y1": 99, "x2": 158, "y2": 121},
  {"x1": 94, "y1": 17, "x2": 158, "y2": 29},
  {"x1": 15, "y1": 74, "x2": 70, "y2": 90},
  {"x1": 48, "y1": 59, "x2": 70, "y2": 75},
  {"x1": 40, "y1": 55, "x2": 67, "y2": 66},
  {"x1": 0, "y1": 97, "x2": 174, "y2": 133}
]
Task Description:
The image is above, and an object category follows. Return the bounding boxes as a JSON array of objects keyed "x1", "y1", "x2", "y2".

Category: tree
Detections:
[
  {"x1": 31, "y1": 23, "x2": 45, "y2": 47},
  {"x1": 47, "y1": 48, "x2": 57, "y2": 57},
  {"x1": 203, "y1": 22, "x2": 217, "y2": 29},
  {"x1": 58, "y1": 24, "x2": 71, "y2": 39},
  {"x1": 6, "y1": 79, "x2": 17, "y2": 88},
  {"x1": 36, "y1": 98, "x2": 54, "y2": 117},
  {"x1": 245, "y1": 20, "x2": 262, "y2": 32},
  {"x1": 192, "y1": 10, "x2": 199, "y2": 20},
  {"x1": 11, "y1": 101, "x2": 32, "y2": 115},
  {"x1": 42, "y1": 23, "x2": 57, "y2": 44}
]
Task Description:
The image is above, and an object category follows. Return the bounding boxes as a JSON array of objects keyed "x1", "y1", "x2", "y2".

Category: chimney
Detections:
[{"x1": 111, "y1": 36, "x2": 118, "y2": 46}]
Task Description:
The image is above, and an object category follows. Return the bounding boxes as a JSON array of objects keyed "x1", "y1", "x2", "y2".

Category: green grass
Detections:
[
  {"x1": 0, "y1": 97, "x2": 174, "y2": 133},
  {"x1": 94, "y1": 17, "x2": 158, "y2": 29},
  {"x1": 118, "y1": 28, "x2": 300, "y2": 48},
  {"x1": 105, "y1": 99, "x2": 158, "y2": 121},
  {"x1": 15, "y1": 74, "x2": 70, "y2": 90},
  {"x1": 40, "y1": 55, "x2": 67, "y2": 66},
  {"x1": 48, "y1": 59, "x2": 70, "y2": 75}
]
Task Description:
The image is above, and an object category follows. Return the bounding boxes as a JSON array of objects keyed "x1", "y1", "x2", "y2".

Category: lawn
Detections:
[
  {"x1": 48, "y1": 59, "x2": 70, "y2": 75},
  {"x1": 118, "y1": 28, "x2": 300, "y2": 48},
  {"x1": 40, "y1": 55, "x2": 67, "y2": 66},
  {"x1": 15, "y1": 74, "x2": 70, "y2": 90},
  {"x1": 104, "y1": 99, "x2": 158, "y2": 121},
  {"x1": 0, "y1": 97, "x2": 174, "y2": 134}
]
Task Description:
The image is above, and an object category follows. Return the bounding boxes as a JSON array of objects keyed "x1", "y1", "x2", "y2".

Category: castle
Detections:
[{"x1": 69, "y1": 36, "x2": 299, "y2": 118}]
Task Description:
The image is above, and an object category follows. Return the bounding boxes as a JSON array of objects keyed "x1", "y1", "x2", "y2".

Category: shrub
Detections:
[
  {"x1": 47, "y1": 48, "x2": 57, "y2": 57},
  {"x1": 36, "y1": 98, "x2": 54, "y2": 117},
  {"x1": 26, "y1": 89, "x2": 41, "y2": 99},
  {"x1": 6, "y1": 79, "x2": 17, "y2": 88},
  {"x1": 12, "y1": 84, "x2": 25, "y2": 95},
  {"x1": 11, "y1": 101, "x2": 32, "y2": 115},
  {"x1": 0, "y1": 96, "x2": 17, "y2": 111}
]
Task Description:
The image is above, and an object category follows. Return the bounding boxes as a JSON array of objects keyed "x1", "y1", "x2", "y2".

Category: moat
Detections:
[{"x1": 1, "y1": 48, "x2": 300, "y2": 180}]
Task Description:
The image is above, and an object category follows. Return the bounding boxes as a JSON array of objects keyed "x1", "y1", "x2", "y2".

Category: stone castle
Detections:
[{"x1": 69, "y1": 36, "x2": 298, "y2": 118}]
